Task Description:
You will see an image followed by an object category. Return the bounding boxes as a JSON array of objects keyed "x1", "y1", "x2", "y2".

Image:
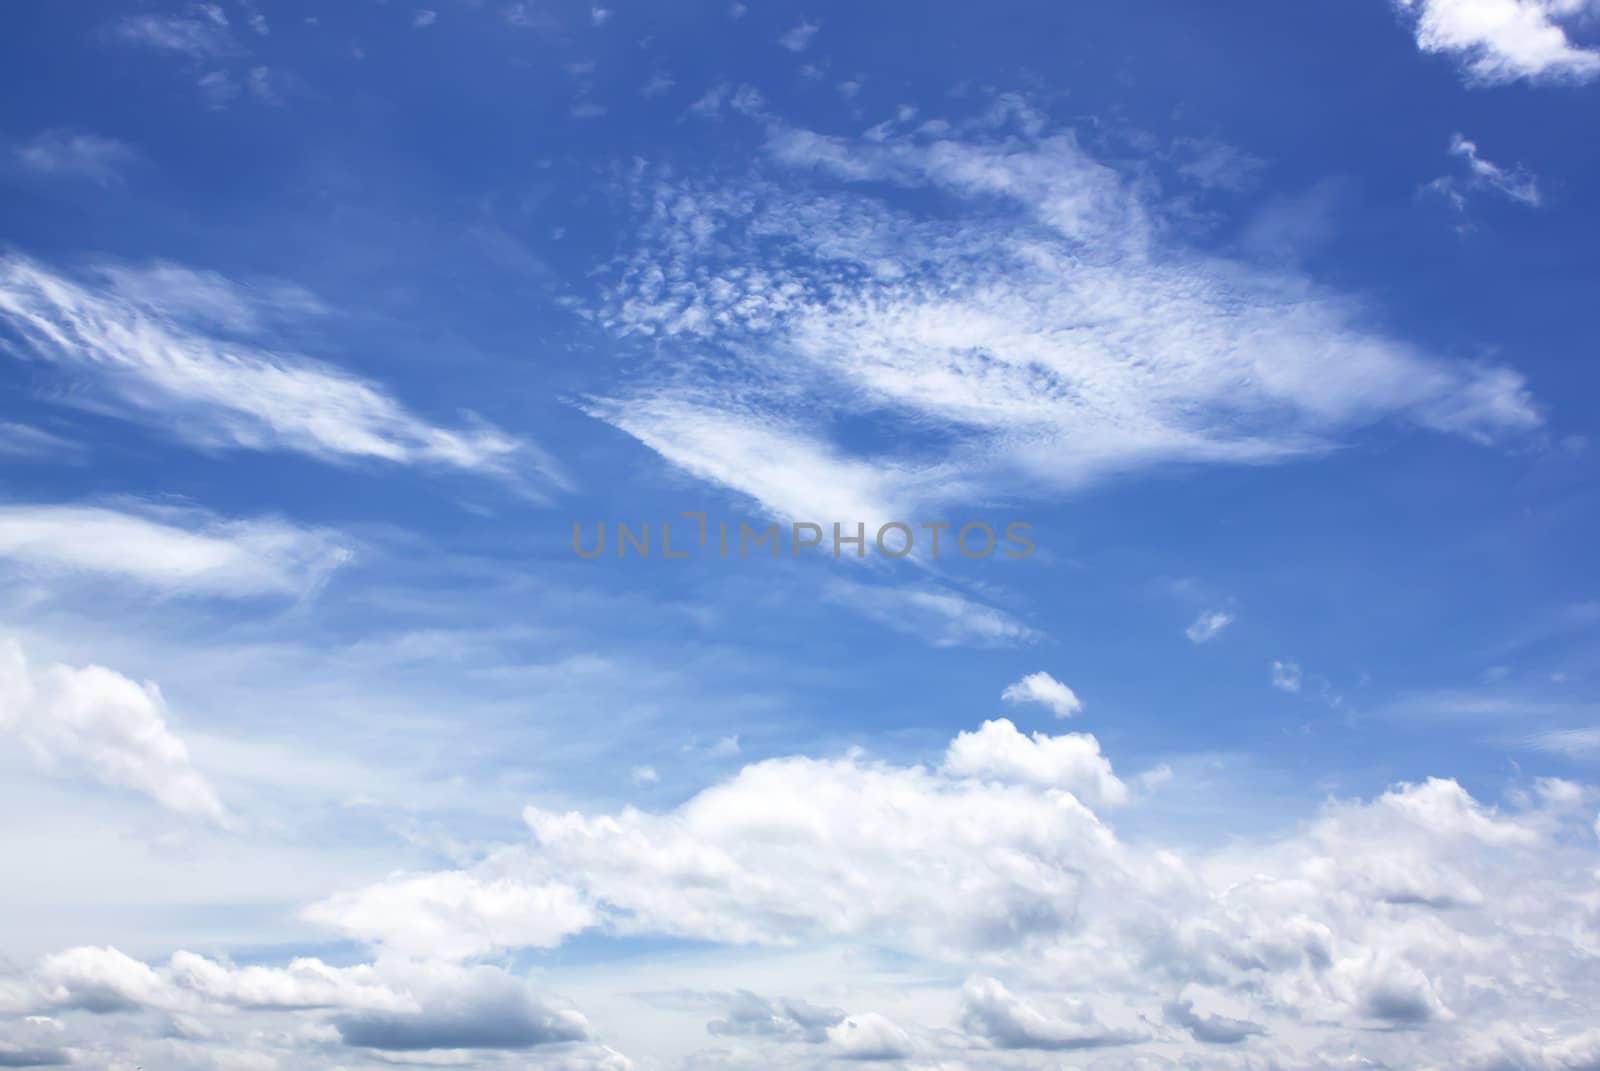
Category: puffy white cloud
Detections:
[
  {"x1": 960, "y1": 976, "x2": 1143, "y2": 1050},
  {"x1": 943, "y1": 719, "x2": 1128, "y2": 807},
  {"x1": 824, "y1": 1012, "x2": 913, "y2": 1060},
  {"x1": 1393, "y1": 0, "x2": 1600, "y2": 85},
  {"x1": 304, "y1": 871, "x2": 596, "y2": 962},
  {"x1": 0, "y1": 503, "x2": 349, "y2": 599},
  {"x1": 0, "y1": 638, "x2": 229, "y2": 825},
  {"x1": 1000, "y1": 671, "x2": 1083, "y2": 718},
  {"x1": 282, "y1": 720, "x2": 1600, "y2": 1070},
  {"x1": 0, "y1": 255, "x2": 563, "y2": 491}
]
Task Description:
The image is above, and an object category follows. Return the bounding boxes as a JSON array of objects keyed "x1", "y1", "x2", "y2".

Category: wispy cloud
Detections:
[
  {"x1": 1186, "y1": 609, "x2": 1235, "y2": 644},
  {"x1": 113, "y1": 9, "x2": 234, "y2": 58},
  {"x1": 1452, "y1": 133, "x2": 1542, "y2": 205},
  {"x1": 1426, "y1": 133, "x2": 1543, "y2": 217},
  {"x1": 13, "y1": 130, "x2": 136, "y2": 187},
  {"x1": 1393, "y1": 0, "x2": 1600, "y2": 85},
  {"x1": 779, "y1": 20, "x2": 821, "y2": 53},
  {"x1": 0, "y1": 502, "x2": 350, "y2": 599},
  {"x1": 591, "y1": 97, "x2": 1539, "y2": 526},
  {"x1": 829, "y1": 581, "x2": 1040, "y2": 648},
  {"x1": 0, "y1": 255, "x2": 565, "y2": 493}
]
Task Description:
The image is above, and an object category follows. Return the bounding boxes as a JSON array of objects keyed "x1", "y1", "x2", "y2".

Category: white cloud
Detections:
[
  {"x1": 1449, "y1": 132, "x2": 1543, "y2": 205},
  {"x1": 413, "y1": 9, "x2": 438, "y2": 28},
  {"x1": 830, "y1": 581, "x2": 1039, "y2": 648},
  {"x1": 943, "y1": 718, "x2": 1128, "y2": 806},
  {"x1": 0, "y1": 255, "x2": 563, "y2": 491},
  {"x1": 1000, "y1": 671, "x2": 1084, "y2": 718},
  {"x1": 1394, "y1": 0, "x2": 1600, "y2": 84},
  {"x1": 592, "y1": 99, "x2": 1539, "y2": 527},
  {"x1": 1186, "y1": 609, "x2": 1235, "y2": 644},
  {"x1": 1271, "y1": 659, "x2": 1304, "y2": 693},
  {"x1": 113, "y1": 13, "x2": 233, "y2": 57},
  {"x1": 286, "y1": 727, "x2": 1600, "y2": 1068},
  {"x1": 0, "y1": 503, "x2": 350, "y2": 598},
  {"x1": 960, "y1": 975, "x2": 1143, "y2": 1050},
  {"x1": 0, "y1": 637, "x2": 230, "y2": 825},
  {"x1": 13, "y1": 130, "x2": 135, "y2": 186},
  {"x1": 6, "y1": 697, "x2": 1600, "y2": 1068},
  {"x1": 824, "y1": 1012, "x2": 913, "y2": 1059},
  {"x1": 779, "y1": 20, "x2": 821, "y2": 52},
  {"x1": 304, "y1": 871, "x2": 596, "y2": 961}
]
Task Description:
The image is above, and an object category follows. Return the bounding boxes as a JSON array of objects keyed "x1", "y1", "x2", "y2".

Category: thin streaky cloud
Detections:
[{"x1": 0, "y1": 255, "x2": 566, "y2": 494}]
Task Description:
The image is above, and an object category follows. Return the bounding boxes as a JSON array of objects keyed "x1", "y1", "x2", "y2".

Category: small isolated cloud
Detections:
[
  {"x1": 1186, "y1": 609, "x2": 1235, "y2": 644},
  {"x1": 413, "y1": 9, "x2": 438, "y2": 28},
  {"x1": 1001, "y1": 671, "x2": 1084, "y2": 718},
  {"x1": 14, "y1": 130, "x2": 135, "y2": 187},
  {"x1": 1393, "y1": 0, "x2": 1600, "y2": 85},
  {"x1": 629, "y1": 765, "x2": 659, "y2": 785},
  {"x1": 591, "y1": 6, "x2": 613, "y2": 26},
  {"x1": 0, "y1": 636, "x2": 231, "y2": 826},
  {"x1": 780, "y1": 19, "x2": 821, "y2": 52},
  {"x1": 1449, "y1": 133, "x2": 1541, "y2": 205},
  {"x1": 1272, "y1": 660, "x2": 1304, "y2": 693}
]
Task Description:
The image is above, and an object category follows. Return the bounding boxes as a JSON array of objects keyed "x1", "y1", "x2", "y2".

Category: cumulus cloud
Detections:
[
  {"x1": 1163, "y1": 997, "x2": 1265, "y2": 1044},
  {"x1": 0, "y1": 502, "x2": 349, "y2": 598},
  {"x1": 304, "y1": 871, "x2": 596, "y2": 961},
  {"x1": 0, "y1": 255, "x2": 563, "y2": 492},
  {"x1": 10, "y1": 948, "x2": 603, "y2": 1060},
  {"x1": 824, "y1": 1012, "x2": 913, "y2": 1059},
  {"x1": 1393, "y1": 0, "x2": 1600, "y2": 84},
  {"x1": 0, "y1": 637, "x2": 229, "y2": 825},
  {"x1": 591, "y1": 97, "x2": 1538, "y2": 527},
  {"x1": 6, "y1": 711, "x2": 1600, "y2": 1068},
  {"x1": 707, "y1": 990, "x2": 845, "y2": 1042},
  {"x1": 960, "y1": 976, "x2": 1143, "y2": 1050},
  {"x1": 943, "y1": 718, "x2": 1128, "y2": 806},
  {"x1": 1000, "y1": 670, "x2": 1083, "y2": 717}
]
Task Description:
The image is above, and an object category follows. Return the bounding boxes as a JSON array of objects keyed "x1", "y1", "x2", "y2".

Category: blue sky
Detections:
[{"x1": 3, "y1": 1, "x2": 1600, "y2": 1069}]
